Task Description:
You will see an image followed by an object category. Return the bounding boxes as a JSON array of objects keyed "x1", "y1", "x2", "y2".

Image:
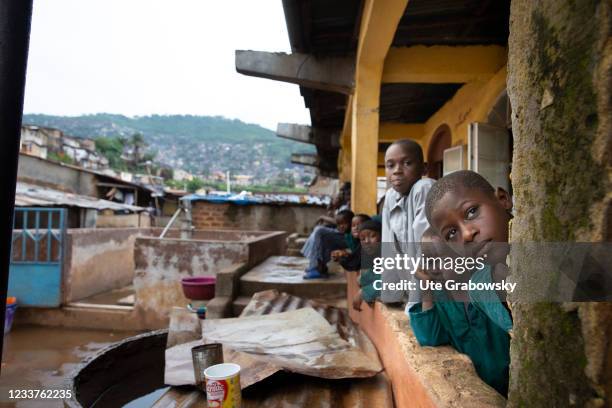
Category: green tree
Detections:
[
  {"x1": 48, "y1": 151, "x2": 75, "y2": 165},
  {"x1": 186, "y1": 177, "x2": 205, "y2": 193},
  {"x1": 95, "y1": 136, "x2": 126, "y2": 170}
]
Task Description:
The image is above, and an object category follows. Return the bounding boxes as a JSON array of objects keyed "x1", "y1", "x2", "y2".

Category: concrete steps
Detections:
[
  {"x1": 232, "y1": 296, "x2": 252, "y2": 316},
  {"x1": 285, "y1": 233, "x2": 307, "y2": 257},
  {"x1": 237, "y1": 256, "x2": 346, "y2": 304},
  {"x1": 286, "y1": 248, "x2": 302, "y2": 257}
]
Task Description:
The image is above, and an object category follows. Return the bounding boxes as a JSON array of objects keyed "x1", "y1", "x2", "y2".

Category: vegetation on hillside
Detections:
[{"x1": 23, "y1": 114, "x2": 315, "y2": 185}]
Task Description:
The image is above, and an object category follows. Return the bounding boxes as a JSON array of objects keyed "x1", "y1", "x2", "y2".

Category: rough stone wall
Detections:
[
  {"x1": 191, "y1": 201, "x2": 326, "y2": 234},
  {"x1": 507, "y1": 0, "x2": 611, "y2": 406}
]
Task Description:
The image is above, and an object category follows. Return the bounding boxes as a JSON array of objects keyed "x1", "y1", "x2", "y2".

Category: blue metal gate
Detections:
[{"x1": 9, "y1": 208, "x2": 66, "y2": 307}]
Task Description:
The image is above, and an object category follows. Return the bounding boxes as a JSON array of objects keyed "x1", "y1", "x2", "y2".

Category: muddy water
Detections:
[{"x1": 0, "y1": 325, "x2": 139, "y2": 408}]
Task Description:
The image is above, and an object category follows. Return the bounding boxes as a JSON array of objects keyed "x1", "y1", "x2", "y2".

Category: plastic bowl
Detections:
[{"x1": 181, "y1": 276, "x2": 216, "y2": 300}]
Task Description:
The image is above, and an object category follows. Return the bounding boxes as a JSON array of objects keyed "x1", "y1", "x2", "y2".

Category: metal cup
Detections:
[{"x1": 192, "y1": 343, "x2": 224, "y2": 390}]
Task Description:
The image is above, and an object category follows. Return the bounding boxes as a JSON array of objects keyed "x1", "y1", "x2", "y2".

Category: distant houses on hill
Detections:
[{"x1": 21, "y1": 124, "x2": 109, "y2": 170}]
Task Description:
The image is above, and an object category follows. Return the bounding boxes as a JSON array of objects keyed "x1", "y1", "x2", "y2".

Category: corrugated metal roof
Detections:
[
  {"x1": 15, "y1": 182, "x2": 146, "y2": 212},
  {"x1": 181, "y1": 191, "x2": 330, "y2": 206}
]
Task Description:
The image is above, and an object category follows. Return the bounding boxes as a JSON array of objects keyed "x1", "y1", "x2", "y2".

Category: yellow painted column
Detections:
[
  {"x1": 350, "y1": 0, "x2": 408, "y2": 214},
  {"x1": 339, "y1": 95, "x2": 353, "y2": 182},
  {"x1": 351, "y1": 72, "x2": 380, "y2": 214}
]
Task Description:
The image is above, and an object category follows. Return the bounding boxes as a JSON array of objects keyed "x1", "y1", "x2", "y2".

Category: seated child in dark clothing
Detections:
[
  {"x1": 352, "y1": 219, "x2": 382, "y2": 311},
  {"x1": 331, "y1": 214, "x2": 371, "y2": 271},
  {"x1": 409, "y1": 170, "x2": 513, "y2": 396},
  {"x1": 303, "y1": 210, "x2": 356, "y2": 279}
]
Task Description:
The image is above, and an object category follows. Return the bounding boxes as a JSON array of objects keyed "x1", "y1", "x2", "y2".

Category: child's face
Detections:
[
  {"x1": 430, "y1": 186, "x2": 512, "y2": 264},
  {"x1": 336, "y1": 217, "x2": 350, "y2": 234},
  {"x1": 385, "y1": 144, "x2": 425, "y2": 195},
  {"x1": 351, "y1": 217, "x2": 364, "y2": 238},
  {"x1": 359, "y1": 229, "x2": 381, "y2": 245}
]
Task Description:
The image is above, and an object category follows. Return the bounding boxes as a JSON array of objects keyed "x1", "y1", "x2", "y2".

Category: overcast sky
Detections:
[{"x1": 23, "y1": 0, "x2": 311, "y2": 130}]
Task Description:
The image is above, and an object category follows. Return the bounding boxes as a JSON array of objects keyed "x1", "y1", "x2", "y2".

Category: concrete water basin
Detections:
[{"x1": 133, "y1": 230, "x2": 287, "y2": 327}]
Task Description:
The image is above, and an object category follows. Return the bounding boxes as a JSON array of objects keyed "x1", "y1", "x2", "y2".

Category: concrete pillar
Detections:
[
  {"x1": 350, "y1": 0, "x2": 408, "y2": 214},
  {"x1": 507, "y1": 0, "x2": 612, "y2": 406}
]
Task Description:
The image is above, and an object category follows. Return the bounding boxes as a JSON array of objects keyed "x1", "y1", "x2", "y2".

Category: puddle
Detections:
[
  {"x1": 0, "y1": 325, "x2": 139, "y2": 407},
  {"x1": 123, "y1": 387, "x2": 170, "y2": 408}
]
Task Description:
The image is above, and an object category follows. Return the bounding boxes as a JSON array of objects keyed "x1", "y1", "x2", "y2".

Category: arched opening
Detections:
[{"x1": 427, "y1": 124, "x2": 451, "y2": 179}]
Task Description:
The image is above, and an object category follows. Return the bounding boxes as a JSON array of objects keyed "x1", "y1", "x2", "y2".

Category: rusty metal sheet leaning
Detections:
[{"x1": 201, "y1": 292, "x2": 382, "y2": 379}]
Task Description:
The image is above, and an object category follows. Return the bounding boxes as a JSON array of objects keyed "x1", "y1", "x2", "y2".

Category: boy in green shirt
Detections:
[
  {"x1": 352, "y1": 219, "x2": 382, "y2": 311},
  {"x1": 408, "y1": 170, "x2": 513, "y2": 396}
]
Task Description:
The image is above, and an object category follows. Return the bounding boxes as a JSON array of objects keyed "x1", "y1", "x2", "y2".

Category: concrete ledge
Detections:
[
  {"x1": 206, "y1": 296, "x2": 233, "y2": 319},
  {"x1": 346, "y1": 271, "x2": 506, "y2": 408},
  {"x1": 208, "y1": 263, "x2": 250, "y2": 318},
  {"x1": 215, "y1": 262, "x2": 250, "y2": 298},
  {"x1": 14, "y1": 305, "x2": 156, "y2": 331}
]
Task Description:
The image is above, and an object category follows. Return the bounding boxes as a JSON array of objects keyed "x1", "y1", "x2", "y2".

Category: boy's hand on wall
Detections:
[
  {"x1": 415, "y1": 268, "x2": 433, "y2": 282},
  {"x1": 331, "y1": 249, "x2": 349, "y2": 260},
  {"x1": 415, "y1": 268, "x2": 435, "y2": 311}
]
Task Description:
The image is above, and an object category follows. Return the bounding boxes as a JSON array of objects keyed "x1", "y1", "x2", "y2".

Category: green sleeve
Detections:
[
  {"x1": 361, "y1": 282, "x2": 380, "y2": 302},
  {"x1": 409, "y1": 304, "x2": 451, "y2": 347},
  {"x1": 359, "y1": 268, "x2": 380, "y2": 302},
  {"x1": 344, "y1": 233, "x2": 358, "y2": 252}
]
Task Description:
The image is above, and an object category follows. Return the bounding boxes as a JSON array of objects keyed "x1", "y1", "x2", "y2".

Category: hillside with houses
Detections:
[{"x1": 23, "y1": 114, "x2": 316, "y2": 187}]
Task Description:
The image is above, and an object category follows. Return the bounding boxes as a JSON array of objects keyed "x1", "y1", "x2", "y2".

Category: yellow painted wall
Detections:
[
  {"x1": 345, "y1": 66, "x2": 507, "y2": 182},
  {"x1": 379, "y1": 123, "x2": 424, "y2": 142},
  {"x1": 422, "y1": 66, "x2": 508, "y2": 156},
  {"x1": 370, "y1": 67, "x2": 507, "y2": 179}
]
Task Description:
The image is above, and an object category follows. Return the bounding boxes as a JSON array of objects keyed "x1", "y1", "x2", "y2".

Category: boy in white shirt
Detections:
[{"x1": 381, "y1": 140, "x2": 435, "y2": 307}]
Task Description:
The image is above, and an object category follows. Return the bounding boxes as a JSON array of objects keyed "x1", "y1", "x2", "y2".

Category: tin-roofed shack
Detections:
[
  {"x1": 16, "y1": 152, "x2": 185, "y2": 225},
  {"x1": 15, "y1": 182, "x2": 149, "y2": 228},
  {"x1": 182, "y1": 192, "x2": 330, "y2": 234}
]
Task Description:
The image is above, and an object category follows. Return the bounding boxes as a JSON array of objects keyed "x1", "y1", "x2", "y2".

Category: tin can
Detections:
[
  {"x1": 204, "y1": 363, "x2": 241, "y2": 408},
  {"x1": 192, "y1": 343, "x2": 223, "y2": 390}
]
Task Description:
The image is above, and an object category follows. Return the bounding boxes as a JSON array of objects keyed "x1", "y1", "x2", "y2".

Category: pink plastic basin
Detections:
[{"x1": 181, "y1": 276, "x2": 216, "y2": 300}]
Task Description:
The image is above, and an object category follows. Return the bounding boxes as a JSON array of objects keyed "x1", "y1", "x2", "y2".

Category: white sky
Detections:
[{"x1": 23, "y1": 0, "x2": 311, "y2": 130}]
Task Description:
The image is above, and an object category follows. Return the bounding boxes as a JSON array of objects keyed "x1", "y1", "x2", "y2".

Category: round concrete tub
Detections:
[{"x1": 65, "y1": 329, "x2": 168, "y2": 408}]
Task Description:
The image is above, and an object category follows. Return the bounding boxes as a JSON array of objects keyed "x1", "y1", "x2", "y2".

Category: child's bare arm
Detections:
[
  {"x1": 415, "y1": 268, "x2": 434, "y2": 311},
  {"x1": 331, "y1": 249, "x2": 350, "y2": 260},
  {"x1": 317, "y1": 215, "x2": 336, "y2": 225}
]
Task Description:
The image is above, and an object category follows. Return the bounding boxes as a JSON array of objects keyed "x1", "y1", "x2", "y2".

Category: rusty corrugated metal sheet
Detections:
[
  {"x1": 15, "y1": 182, "x2": 145, "y2": 212},
  {"x1": 155, "y1": 290, "x2": 394, "y2": 408},
  {"x1": 240, "y1": 290, "x2": 360, "y2": 346}
]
